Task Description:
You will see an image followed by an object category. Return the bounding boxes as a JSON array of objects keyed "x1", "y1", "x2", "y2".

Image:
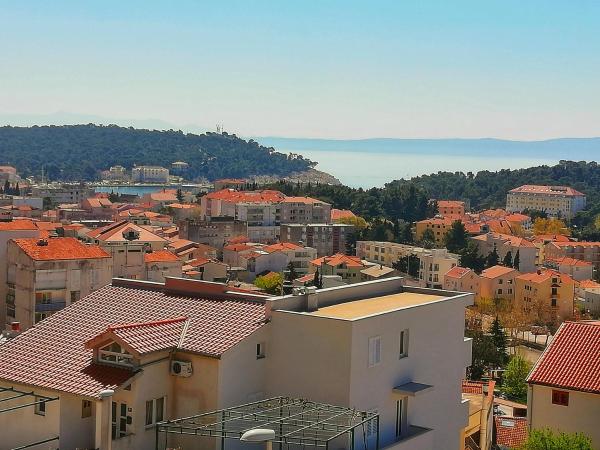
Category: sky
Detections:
[{"x1": 1, "y1": 1, "x2": 599, "y2": 140}]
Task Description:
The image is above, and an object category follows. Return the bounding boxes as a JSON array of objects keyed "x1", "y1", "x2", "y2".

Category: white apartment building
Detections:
[
  {"x1": 506, "y1": 185, "x2": 586, "y2": 219},
  {"x1": 0, "y1": 276, "x2": 473, "y2": 450},
  {"x1": 131, "y1": 166, "x2": 169, "y2": 183},
  {"x1": 31, "y1": 183, "x2": 95, "y2": 206}
]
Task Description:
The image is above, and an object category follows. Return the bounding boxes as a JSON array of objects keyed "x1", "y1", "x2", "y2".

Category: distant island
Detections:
[{"x1": 0, "y1": 124, "x2": 318, "y2": 182}]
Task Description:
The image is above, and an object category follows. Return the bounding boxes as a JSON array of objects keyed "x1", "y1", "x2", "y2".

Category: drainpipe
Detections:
[{"x1": 96, "y1": 389, "x2": 114, "y2": 450}]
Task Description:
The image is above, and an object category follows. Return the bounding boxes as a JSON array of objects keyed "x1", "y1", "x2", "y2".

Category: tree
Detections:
[
  {"x1": 485, "y1": 243, "x2": 500, "y2": 268},
  {"x1": 533, "y1": 217, "x2": 569, "y2": 236},
  {"x1": 419, "y1": 228, "x2": 436, "y2": 249},
  {"x1": 396, "y1": 222, "x2": 414, "y2": 244},
  {"x1": 3, "y1": 180, "x2": 9, "y2": 194},
  {"x1": 519, "y1": 428, "x2": 593, "y2": 450},
  {"x1": 285, "y1": 262, "x2": 297, "y2": 282},
  {"x1": 334, "y1": 215, "x2": 368, "y2": 230},
  {"x1": 313, "y1": 268, "x2": 322, "y2": 289},
  {"x1": 176, "y1": 188, "x2": 184, "y2": 203},
  {"x1": 490, "y1": 316, "x2": 508, "y2": 366},
  {"x1": 513, "y1": 250, "x2": 521, "y2": 271},
  {"x1": 254, "y1": 272, "x2": 283, "y2": 295},
  {"x1": 465, "y1": 329, "x2": 497, "y2": 380},
  {"x1": 444, "y1": 220, "x2": 469, "y2": 253},
  {"x1": 14, "y1": 182, "x2": 20, "y2": 196},
  {"x1": 393, "y1": 254, "x2": 420, "y2": 278},
  {"x1": 460, "y1": 242, "x2": 486, "y2": 274},
  {"x1": 502, "y1": 250, "x2": 513, "y2": 268},
  {"x1": 502, "y1": 355, "x2": 531, "y2": 402}
]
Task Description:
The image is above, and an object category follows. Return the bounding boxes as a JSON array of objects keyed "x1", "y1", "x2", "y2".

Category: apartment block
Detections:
[
  {"x1": 506, "y1": 185, "x2": 586, "y2": 219},
  {"x1": 6, "y1": 237, "x2": 112, "y2": 330},
  {"x1": 0, "y1": 276, "x2": 473, "y2": 450},
  {"x1": 479, "y1": 266, "x2": 517, "y2": 301},
  {"x1": 280, "y1": 223, "x2": 354, "y2": 257},
  {"x1": 131, "y1": 166, "x2": 169, "y2": 183},
  {"x1": 542, "y1": 256, "x2": 593, "y2": 281},
  {"x1": 419, "y1": 249, "x2": 459, "y2": 289},
  {"x1": 178, "y1": 217, "x2": 248, "y2": 252},
  {"x1": 279, "y1": 196, "x2": 332, "y2": 224},
  {"x1": 437, "y1": 200, "x2": 466, "y2": 217},
  {"x1": 544, "y1": 241, "x2": 600, "y2": 269},
  {"x1": 31, "y1": 183, "x2": 95, "y2": 206},
  {"x1": 444, "y1": 267, "x2": 481, "y2": 299},
  {"x1": 515, "y1": 269, "x2": 576, "y2": 321},
  {"x1": 471, "y1": 233, "x2": 537, "y2": 273}
]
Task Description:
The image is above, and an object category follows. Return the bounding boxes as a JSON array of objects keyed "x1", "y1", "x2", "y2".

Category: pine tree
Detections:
[
  {"x1": 286, "y1": 262, "x2": 297, "y2": 282},
  {"x1": 176, "y1": 188, "x2": 184, "y2": 202},
  {"x1": 513, "y1": 250, "x2": 520, "y2": 271},
  {"x1": 14, "y1": 182, "x2": 20, "y2": 196},
  {"x1": 490, "y1": 316, "x2": 508, "y2": 366},
  {"x1": 502, "y1": 250, "x2": 513, "y2": 267},
  {"x1": 444, "y1": 220, "x2": 469, "y2": 253},
  {"x1": 3, "y1": 180, "x2": 10, "y2": 195},
  {"x1": 486, "y1": 243, "x2": 500, "y2": 268}
]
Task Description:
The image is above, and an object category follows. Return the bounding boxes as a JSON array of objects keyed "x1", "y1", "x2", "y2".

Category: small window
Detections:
[
  {"x1": 551, "y1": 298, "x2": 557, "y2": 307},
  {"x1": 256, "y1": 343, "x2": 265, "y2": 359},
  {"x1": 552, "y1": 390, "x2": 569, "y2": 406},
  {"x1": 145, "y1": 397, "x2": 166, "y2": 427},
  {"x1": 399, "y1": 329, "x2": 409, "y2": 359},
  {"x1": 82, "y1": 400, "x2": 92, "y2": 418},
  {"x1": 368, "y1": 336, "x2": 381, "y2": 367},
  {"x1": 99, "y1": 342, "x2": 134, "y2": 367},
  {"x1": 34, "y1": 397, "x2": 46, "y2": 416}
]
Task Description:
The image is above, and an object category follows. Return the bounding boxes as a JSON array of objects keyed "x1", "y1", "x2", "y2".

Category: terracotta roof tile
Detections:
[
  {"x1": 0, "y1": 283, "x2": 266, "y2": 398},
  {"x1": 445, "y1": 266, "x2": 472, "y2": 279},
  {"x1": 509, "y1": 184, "x2": 584, "y2": 197},
  {"x1": 12, "y1": 237, "x2": 110, "y2": 261},
  {"x1": 205, "y1": 189, "x2": 286, "y2": 203},
  {"x1": 331, "y1": 209, "x2": 356, "y2": 221},
  {"x1": 481, "y1": 265, "x2": 516, "y2": 279},
  {"x1": 527, "y1": 321, "x2": 600, "y2": 393},
  {"x1": 144, "y1": 250, "x2": 180, "y2": 263},
  {"x1": 579, "y1": 280, "x2": 600, "y2": 289},
  {"x1": 0, "y1": 219, "x2": 38, "y2": 231}
]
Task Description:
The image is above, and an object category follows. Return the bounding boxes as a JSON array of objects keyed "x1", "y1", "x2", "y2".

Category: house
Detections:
[
  {"x1": 515, "y1": 269, "x2": 576, "y2": 322},
  {"x1": 544, "y1": 241, "x2": 600, "y2": 269},
  {"x1": 86, "y1": 221, "x2": 168, "y2": 278},
  {"x1": 360, "y1": 264, "x2": 398, "y2": 281},
  {"x1": 543, "y1": 256, "x2": 593, "y2": 281},
  {"x1": 437, "y1": 200, "x2": 466, "y2": 217},
  {"x1": 262, "y1": 242, "x2": 318, "y2": 277},
  {"x1": 144, "y1": 250, "x2": 183, "y2": 282},
  {"x1": 280, "y1": 223, "x2": 354, "y2": 257},
  {"x1": 6, "y1": 237, "x2": 112, "y2": 330},
  {"x1": 178, "y1": 217, "x2": 248, "y2": 252},
  {"x1": 530, "y1": 234, "x2": 572, "y2": 265},
  {"x1": 419, "y1": 248, "x2": 459, "y2": 289},
  {"x1": 309, "y1": 254, "x2": 375, "y2": 283},
  {"x1": 471, "y1": 233, "x2": 537, "y2": 273},
  {"x1": 577, "y1": 280, "x2": 600, "y2": 315},
  {"x1": 444, "y1": 267, "x2": 481, "y2": 300},
  {"x1": 182, "y1": 258, "x2": 228, "y2": 282},
  {"x1": 506, "y1": 185, "x2": 586, "y2": 219},
  {"x1": 0, "y1": 276, "x2": 474, "y2": 450},
  {"x1": 479, "y1": 266, "x2": 518, "y2": 301},
  {"x1": 526, "y1": 321, "x2": 600, "y2": 447},
  {"x1": 81, "y1": 197, "x2": 116, "y2": 220},
  {"x1": 167, "y1": 238, "x2": 217, "y2": 262},
  {"x1": 415, "y1": 217, "x2": 456, "y2": 245},
  {"x1": 0, "y1": 204, "x2": 43, "y2": 219},
  {"x1": 166, "y1": 203, "x2": 201, "y2": 221}
]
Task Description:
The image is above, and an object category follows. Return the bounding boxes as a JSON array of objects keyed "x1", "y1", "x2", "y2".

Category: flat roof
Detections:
[{"x1": 310, "y1": 291, "x2": 444, "y2": 320}]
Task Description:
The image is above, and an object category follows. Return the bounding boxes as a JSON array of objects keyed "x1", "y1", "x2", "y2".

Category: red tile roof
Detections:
[
  {"x1": 494, "y1": 416, "x2": 528, "y2": 448},
  {"x1": 0, "y1": 282, "x2": 267, "y2": 398},
  {"x1": 0, "y1": 219, "x2": 38, "y2": 231},
  {"x1": 579, "y1": 280, "x2": 600, "y2": 289},
  {"x1": 331, "y1": 209, "x2": 356, "y2": 221},
  {"x1": 205, "y1": 189, "x2": 286, "y2": 203},
  {"x1": 144, "y1": 250, "x2": 180, "y2": 263},
  {"x1": 438, "y1": 200, "x2": 465, "y2": 208},
  {"x1": 481, "y1": 265, "x2": 516, "y2": 279},
  {"x1": 445, "y1": 266, "x2": 472, "y2": 279},
  {"x1": 527, "y1": 321, "x2": 600, "y2": 393},
  {"x1": 545, "y1": 256, "x2": 592, "y2": 267},
  {"x1": 311, "y1": 254, "x2": 365, "y2": 268},
  {"x1": 12, "y1": 237, "x2": 110, "y2": 261},
  {"x1": 517, "y1": 269, "x2": 575, "y2": 285},
  {"x1": 87, "y1": 220, "x2": 167, "y2": 243},
  {"x1": 281, "y1": 196, "x2": 326, "y2": 204},
  {"x1": 509, "y1": 184, "x2": 584, "y2": 197},
  {"x1": 264, "y1": 242, "x2": 303, "y2": 253}
]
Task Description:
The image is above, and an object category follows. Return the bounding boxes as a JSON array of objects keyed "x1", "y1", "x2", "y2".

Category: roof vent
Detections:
[{"x1": 37, "y1": 239, "x2": 48, "y2": 246}]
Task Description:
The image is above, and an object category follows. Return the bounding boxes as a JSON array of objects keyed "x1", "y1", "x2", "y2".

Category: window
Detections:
[
  {"x1": 82, "y1": 400, "x2": 92, "y2": 418},
  {"x1": 497, "y1": 289, "x2": 503, "y2": 295},
  {"x1": 368, "y1": 336, "x2": 381, "y2": 367},
  {"x1": 551, "y1": 298, "x2": 557, "y2": 307},
  {"x1": 366, "y1": 408, "x2": 378, "y2": 436},
  {"x1": 395, "y1": 398, "x2": 407, "y2": 437},
  {"x1": 70, "y1": 291, "x2": 80, "y2": 302},
  {"x1": 34, "y1": 397, "x2": 46, "y2": 416},
  {"x1": 145, "y1": 397, "x2": 166, "y2": 427},
  {"x1": 99, "y1": 342, "x2": 134, "y2": 367},
  {"x1": 552, "y1": 390, "x2": 569, "y2": 406},
  {"x1": 256, "y1": 342, "x2": 265, "y2": 359},
  {"x1": 112, "y1": 401, "x2": 131, "y2": 439},
  {"x1": 399, "y1": 329, "x2": 409, "y2": 358}
]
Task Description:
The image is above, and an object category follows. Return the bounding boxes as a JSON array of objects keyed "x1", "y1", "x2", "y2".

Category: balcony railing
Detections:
[{"x1": 35, "y1": 301, "x2": 67, "y2": 312}]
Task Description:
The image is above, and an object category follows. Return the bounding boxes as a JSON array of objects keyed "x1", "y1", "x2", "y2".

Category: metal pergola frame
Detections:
[
  {"x1": 0, "y1": 387, "x2": 60, "y2": 450},
  {"x1": 156, "y1": 396, "x2": 380, "y2": 449}
]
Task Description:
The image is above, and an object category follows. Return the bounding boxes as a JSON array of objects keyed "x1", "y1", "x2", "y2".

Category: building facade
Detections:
[
  {"x1": 131, "y1": 166, "x2": 169, "y2": 183},
  {"x1": 280, "y1": 223, "x2": 354, "y2": 257},
  {"x1": 506, "y1": 185, "x2": 586, "y2": 219}
]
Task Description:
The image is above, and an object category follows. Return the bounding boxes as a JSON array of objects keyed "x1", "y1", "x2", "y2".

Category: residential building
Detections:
[
  {"x1": 0, "y1": 220, "x2": 41, "y2": 327},
  {"x1": 515, "y1": 269, "x2": 576, "y2": 321},
  {"x1": 280, "y1": 223, "x2": 354, "y2": 257},
  {"x1": 444, "y1": 267, "x2": 481, "y2": 299},
  {"x1": 86, "y1": 221, "x2": 168, "y2": 278},
  {"x1": 213, "y1": 178, "x2": 247, "y2": 191},
  {"x1": 200, "y1": 188, "x2": 285, "y2": 220},
  {"x1": 262, "y1": 242, "x2": 318, "y2": 277},
  {"x1": 419, "y1": 248, "x2": 459, "y2": 289},
  {"x1": 527, "y1": 321, "x2": 600, "y2": 448},
  {"x1": 31, "y1": 183, "x2": 95, "y2": 206},
  {"x1": 543, "y1": 256, "x2": 593, "y2": 281},
  {"x1": 279, "y1": 196, "x2": 332, "y2": 224},
  {"x1": 81, "y1": 197, "x2": 116, "y2": 220},
  {"x1": 331, "y1": 208, "x2": 356, "y2": 222},
  {"x1": 0, "y1": 204, "x2": 42, "y2": 219},
  {"x1": 415, "y1": 217, "x2": 456, "y2": 245},
  {"x1": 182, "y1": 258, "x2": 228, "y2": 282},
  {"x1": 530, "y1": 234, "x2": 572, "y2": 265},
  {"x1": 6, "y1": 237, "x2": 111, "y2": 330},
  {"x1": 471, "y1": 232, "x2": 537, "y2": 273},
  {"x1": 461, "y1": 380, "x2": 495, "y2": 450},
  {"x1": 309, "y1": 254, "x2": 375, "y2": 283},
  {"x1": 105, "y1": 165, "x2": 128, "y2": 181},
  {"x1": 178, "y1": 217, "x2": 248, "y2": 252},
  {"x1": 144, "y1": 250, "x2": 183, "y2": 282},
  {"x1": 480, "y1": 266, "x2": 518, "y2": 301},
  {"x1": 544, "y1": 241, "x2": 600, "y2": 269},
  {"x1": 166, "y1": 203, "x2": 201, "y2": 221},
  {"x1": 437, "y1": 200, "x2": 466, "y2": 217},
  {"x1": 131, "y1": 166, "x2": 169, "y2": 183},
  {"x1": 0, "y1": 276, "x2": 474, "y2": 450},
  {"x1": 506, "y1": 185, "x2": 586, "y2": 219},
  {"x1": 359, "y1": 264, "x2": 398, "y2": 281},
  {"x1": 167, "y1": 238, "x2": 217, "y2": 262}
]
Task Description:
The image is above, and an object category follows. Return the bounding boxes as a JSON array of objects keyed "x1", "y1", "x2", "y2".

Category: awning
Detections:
[{"x1": 393, "y1": 382, "x2": 433, "y2": 396}]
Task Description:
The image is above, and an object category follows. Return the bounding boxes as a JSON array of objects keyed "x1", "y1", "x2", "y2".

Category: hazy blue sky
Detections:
[{"x1": 1, "y1": 1, "x2": 599, "y2": 139}]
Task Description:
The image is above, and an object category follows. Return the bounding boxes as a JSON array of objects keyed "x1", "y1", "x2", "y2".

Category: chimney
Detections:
[
  {"x1": 305, "y1": 286, "x2": 318, "y2": 311},
  {"x1": 7, "y1": 321, "x2": 21, "y2": 338},
  {"x1": 37, "y1": 238, "x2": 48, "y2": 246}
]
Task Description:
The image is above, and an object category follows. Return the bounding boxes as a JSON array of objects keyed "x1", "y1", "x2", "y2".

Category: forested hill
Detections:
[{"x1": 0, "y1": 124, "x2": 315, "y2": 181}]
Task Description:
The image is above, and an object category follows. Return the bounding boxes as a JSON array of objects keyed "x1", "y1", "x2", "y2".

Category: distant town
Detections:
[{"x1": 0, "y1": 160, "x2": 597, "y2": 450}]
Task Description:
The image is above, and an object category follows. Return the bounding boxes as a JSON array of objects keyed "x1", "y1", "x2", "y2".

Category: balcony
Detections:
[{"x1": 380, "y1": 426, "x2": 434, "y2": 450}]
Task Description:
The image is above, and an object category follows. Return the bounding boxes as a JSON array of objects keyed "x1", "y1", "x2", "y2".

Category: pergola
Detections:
[
  {"x1": 0, "y1": 386, "x2": 59, "y2": 450},
  {"x1": 156, "y1": 396, "x2": 380, "y2": 450}
]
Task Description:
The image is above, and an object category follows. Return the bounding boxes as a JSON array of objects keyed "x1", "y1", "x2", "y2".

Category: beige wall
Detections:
[{"x1": 528, "y1": 385, "x2": 600, "y2": 448}]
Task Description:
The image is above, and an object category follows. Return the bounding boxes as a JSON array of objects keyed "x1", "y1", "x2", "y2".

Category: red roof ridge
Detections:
[{"x1": 108, "y1": 316, "x2": 188, "y2": 331}]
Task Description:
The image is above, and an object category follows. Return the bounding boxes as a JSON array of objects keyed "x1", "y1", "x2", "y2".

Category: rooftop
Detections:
[
  {"x1": 310, "y1": 291, "x2": 444, "y2": 320},
  {"x1": 0, "y1": 219, "x2": 38, "y2": 231},
  {"x1": 144, "y1": 250, "x2": 180, "y2": 263},
  {"x1": 494, "y1": 416, "x2": 528, "y2": 448},
  {"x1": 481, "y1": 265, "x2": 516, "y2": 279},
  {"x1": 509, "y1": 184, "x2": 585, "y2": 196},
  {"x1": 527, "y1": 321, "x2": 600, "y2": 394},
  {"x1": 12, "y1": 237, "x2": 110, "y2": 261}
]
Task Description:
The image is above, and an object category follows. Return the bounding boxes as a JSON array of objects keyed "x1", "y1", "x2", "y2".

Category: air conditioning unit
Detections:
[{"x1": 170, "y1": 360, "x2": 193, "y2": 377}]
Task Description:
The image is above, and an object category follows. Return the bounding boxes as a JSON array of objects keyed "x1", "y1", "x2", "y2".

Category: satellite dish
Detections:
[{"x1": 240, "y1": 428, "x2": 276, "y2": 442}]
